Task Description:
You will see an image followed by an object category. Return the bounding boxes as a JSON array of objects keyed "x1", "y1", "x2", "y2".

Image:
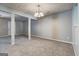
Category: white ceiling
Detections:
[{"x1": 0, "y1": 3, "x2": 73, "y2": 17}]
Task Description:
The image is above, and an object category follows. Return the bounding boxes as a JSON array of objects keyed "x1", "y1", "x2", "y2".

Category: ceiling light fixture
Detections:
[{"x1": 34, "y1": 4, "x2": 44, "y2": 17}]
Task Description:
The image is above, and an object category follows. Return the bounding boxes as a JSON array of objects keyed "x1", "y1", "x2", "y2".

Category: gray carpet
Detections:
[
  {"x1": 0, "y1": 53, "x2": 8, "y2": 56},
  {"x1": 0, "y1": 36, "x2": 75, "y2": 56}
]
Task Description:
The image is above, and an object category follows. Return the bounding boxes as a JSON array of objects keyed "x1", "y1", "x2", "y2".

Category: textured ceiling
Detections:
[{"x1": 0, "y1": 3, "x2": 73, "y2": 17}]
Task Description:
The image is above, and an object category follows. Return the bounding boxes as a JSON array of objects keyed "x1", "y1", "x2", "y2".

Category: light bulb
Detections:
[{"x1": 34, "y1": 12, "x2": 44, "y2": 17}]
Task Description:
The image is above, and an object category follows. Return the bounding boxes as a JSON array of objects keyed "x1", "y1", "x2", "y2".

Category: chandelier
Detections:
[{"x1": 34, "y1": 4, "x2": 44, "y2": 17}]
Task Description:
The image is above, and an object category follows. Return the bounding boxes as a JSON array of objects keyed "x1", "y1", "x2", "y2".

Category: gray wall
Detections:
[
  {"x1": 8, "y1": 20, "x2": 26, "y2": 35},
  {"x1": 0, "y1": 18, "x2": 8, "y2": 36},
  {"x1": 31, "y1": 10, "x2": 72, "y2": 43},
  {"x1": 58, "y1": 11, "x2": 72, "y2": 42},
  {"x1": 0, "y1": 19, "x2": 26, "y2": 36},
  {"x1": 15, "y1": 21, "x2": 24, "y2": 35},
  {"x1": 23, "y1": 20, "x2": 28, "y2": 35}
]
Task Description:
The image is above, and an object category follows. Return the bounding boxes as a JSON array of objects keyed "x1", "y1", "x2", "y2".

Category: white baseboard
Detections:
[
  {"x1": 0, "y1": 35, "x2": 10, "y2": 37},
  {"x1": 0, "y1": 34, "x2": 72, "y2": 44},
  {"x1": 0, "y1": 33, "x2": 25, "y2": 37},
  {"x1": 31, "y1": 34, "x2": 72, "y2": 44}
]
